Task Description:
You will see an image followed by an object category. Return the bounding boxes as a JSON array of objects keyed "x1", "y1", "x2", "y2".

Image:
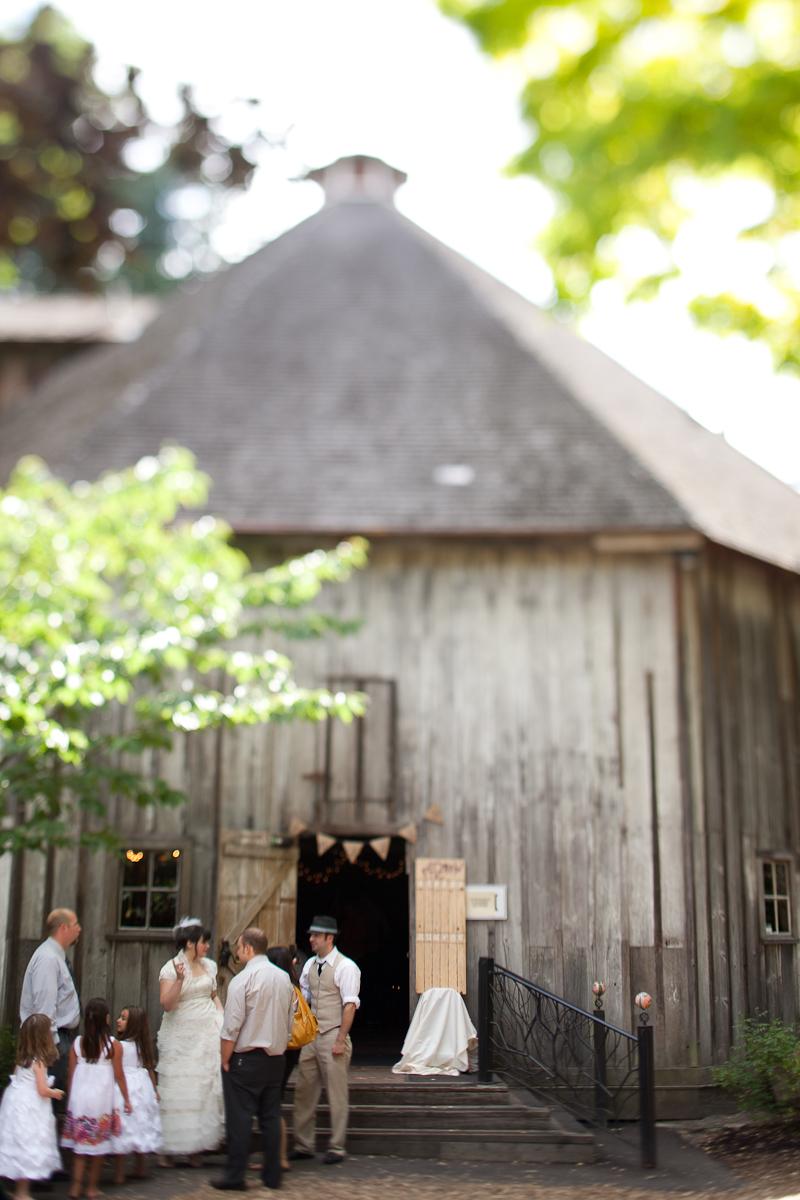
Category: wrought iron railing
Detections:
[{"x1": 478, "y1": 958, "x2": 656, "y2": 1167}]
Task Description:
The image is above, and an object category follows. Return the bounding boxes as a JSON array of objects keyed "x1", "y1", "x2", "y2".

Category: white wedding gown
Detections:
[{"x1": 157, "y1": 954, "x2": 224, "y2": 1154}]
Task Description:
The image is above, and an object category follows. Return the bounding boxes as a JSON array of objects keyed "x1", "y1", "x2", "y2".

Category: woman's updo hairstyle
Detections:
[{"x1": 173, "y1": 916, "x2": 211, "y2": 952}]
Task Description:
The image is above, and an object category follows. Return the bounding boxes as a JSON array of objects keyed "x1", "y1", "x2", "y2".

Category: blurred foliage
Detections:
[
  {"x1": 0, "y1": 6, "x2": 267, "y2": 293},
  {"x1": 0, "y1": 448, "x2": 368, "y2": 853},
  {"x1": 442, "y1": 0, "x2": 800, "y2": 372},
  {"x1": 714, "y1": 1015, "x2": 800, "y2": 1118}
]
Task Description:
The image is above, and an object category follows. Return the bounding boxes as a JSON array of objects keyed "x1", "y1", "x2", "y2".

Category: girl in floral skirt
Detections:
[{"x1": 61, "y1": 999, "x2": 131, "y2": 1200}]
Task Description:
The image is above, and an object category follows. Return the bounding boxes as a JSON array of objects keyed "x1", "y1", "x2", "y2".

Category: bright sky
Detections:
[{"x1": 5, "y1": 0, "x2": 800, "y2": 488}]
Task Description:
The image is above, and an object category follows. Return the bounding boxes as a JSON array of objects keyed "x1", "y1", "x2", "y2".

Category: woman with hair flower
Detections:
[{"x1": 157, "y1": 917, "x2": 224, "y2": 1165}]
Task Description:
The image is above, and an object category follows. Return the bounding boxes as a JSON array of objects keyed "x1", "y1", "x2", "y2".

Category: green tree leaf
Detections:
[
  {"x1": 442, "y1": 0, "x2": 800, "y2": 371},
  {"x1": 0, "y1": 448, "x2": 368, "y2": 852},
  {"x1": 0, "y1": 6, "x2": 270, "y2": 293}
]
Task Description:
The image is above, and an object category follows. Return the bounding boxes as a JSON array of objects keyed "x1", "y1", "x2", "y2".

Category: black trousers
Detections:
[
  {"x1": 222, "y1": 1051, "x2": 285, "y2": 1188},
  {"x1": 54, "y1": 1028, "x2": 77, "y2": 1114}
]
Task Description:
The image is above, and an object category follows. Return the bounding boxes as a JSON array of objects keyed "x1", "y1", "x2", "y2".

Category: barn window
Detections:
[
  {"x1": 761, "y1": 858, "x2": 793, "y2": 938},
  {"x1": 322, "y1": 676, "x2": 397, "y2": 823},
  {"x1": 118, "y1": 848, "x2": 183, "y2": 930}
]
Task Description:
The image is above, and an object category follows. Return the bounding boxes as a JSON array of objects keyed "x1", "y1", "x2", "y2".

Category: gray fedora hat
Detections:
[{"x1": 308, "y1": 915, "x2": 338, "y2": 935}]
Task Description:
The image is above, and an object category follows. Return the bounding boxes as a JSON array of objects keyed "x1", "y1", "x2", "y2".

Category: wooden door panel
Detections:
[
  {"x1": 216, "y1": 830, "x2": 298, "y2": 995},
  {"x1": 415, "y1": 857, "x2": 466, "y2": 994}
]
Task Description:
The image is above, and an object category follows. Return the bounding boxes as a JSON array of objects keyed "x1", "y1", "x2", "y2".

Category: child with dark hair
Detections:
[
  {"x1": 61, "y1": 999, "x2": 131, "y2": 1200},
  {"x1": 111, "y1": 1006, "x2": 162, "y2": 1181},
  {"x1": 0, "y1": 1014, "x2": 63, "y2": 1197}
]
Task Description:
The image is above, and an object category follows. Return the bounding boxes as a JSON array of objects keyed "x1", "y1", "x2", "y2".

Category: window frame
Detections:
[
  {"x1": 322, "y1": 675, "x2": 397, "y2": 823},
  {"x1": 758, "y1": 853, "x2": 796, "y2": 943},
  {"x1": 109, "y1": 838, "x2": 192, "y2": 942}
]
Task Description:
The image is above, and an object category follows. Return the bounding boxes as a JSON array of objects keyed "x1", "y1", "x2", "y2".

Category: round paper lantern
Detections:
[{"x1": 634, "y1": 991, "x2": 653, "y2": 1010}]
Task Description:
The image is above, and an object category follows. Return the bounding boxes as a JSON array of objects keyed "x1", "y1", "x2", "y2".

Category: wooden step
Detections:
[
  {"x1": 283, "y1": 1068, "x2": 596, "y2": 1163},
  {"x1": 335, "y1": 1127, "x2": 595, "y2": 1163},
  {"x1": 288, "y1": 1081, "x2": 510, "y2": 1107},
  {"x1": 283, "y1": 1102, "x2": 552, "y2": 1131}
]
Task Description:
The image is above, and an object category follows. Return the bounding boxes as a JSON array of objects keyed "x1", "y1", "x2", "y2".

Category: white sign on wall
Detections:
[{"x1": 466, "y1": 884, "x2": 507, "y2": 920}]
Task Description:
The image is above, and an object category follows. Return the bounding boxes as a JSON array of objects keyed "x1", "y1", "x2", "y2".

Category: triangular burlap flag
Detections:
[
  {"x1": 342, "y1": 839, "x2": 364, "y2": 864},
  {"x1": 316, "y1": 833, "x2": 337, "y2": 857},
  {"x1": 423, "y1": 804, "x2": 444, "y2": 825},
  {"x1": 397, "y1": 823, "x2": 417, "y2": 844},
  {"x1": 288, "y1": 816, "x2": 308, "y2": 837},
  {"x1": 369, "y1": 836, "x2": 391, "y2": 861}
]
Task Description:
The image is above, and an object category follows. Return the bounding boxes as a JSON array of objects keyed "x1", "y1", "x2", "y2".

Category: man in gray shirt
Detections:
[
  {"x1": 213, "y1": 926, "x2": 294, "y2": 1192},
  {"x1": 20, "y1": 908, "x2": 81, "y2": 1091}
]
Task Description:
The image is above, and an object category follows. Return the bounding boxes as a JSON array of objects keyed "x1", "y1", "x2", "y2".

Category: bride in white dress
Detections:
[{"x1": 157, "y1": 918, "x2": 224, "y2": 1162}]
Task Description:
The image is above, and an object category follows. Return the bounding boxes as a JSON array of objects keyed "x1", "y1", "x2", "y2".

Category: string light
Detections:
[
  {"x1": 358, "y1": 860, "x2": 405, "y2": 880},
  {"x1": 299, "y1": 841, "x2": 406, "y2": 883},
  {"x1": 298, "y1": 864, "x2": 342, "y2": 885}
]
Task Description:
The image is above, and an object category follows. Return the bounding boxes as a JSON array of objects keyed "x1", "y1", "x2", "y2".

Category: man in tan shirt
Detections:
[{"x1": 213, "y1": 927, "x2": 294, "y2": 1191}]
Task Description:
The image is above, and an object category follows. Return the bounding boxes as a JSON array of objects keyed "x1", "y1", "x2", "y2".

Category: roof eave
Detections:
[{"x1": 229, "y1": 521, "x2": 705, "y2": 550}]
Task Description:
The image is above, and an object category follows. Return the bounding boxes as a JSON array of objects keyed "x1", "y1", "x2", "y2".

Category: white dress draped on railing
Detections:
[{"x1": 392, "y1": 987, "x2": 478, "y2": 1076}]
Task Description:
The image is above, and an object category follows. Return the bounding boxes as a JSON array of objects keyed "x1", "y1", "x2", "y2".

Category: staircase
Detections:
[{"x1": 285, "y1": 1069, "x2": 596, "y2": 1163}]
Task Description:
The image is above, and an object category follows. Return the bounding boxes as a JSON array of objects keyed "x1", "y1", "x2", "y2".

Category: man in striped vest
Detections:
[{"x1": 290, "y1": 916, "x2": 361, "y2": 1164}]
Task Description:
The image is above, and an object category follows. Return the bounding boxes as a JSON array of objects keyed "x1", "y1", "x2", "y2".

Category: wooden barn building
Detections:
[{"x1": 2, "y1": 156, "x2": 800, "y2": 1114}]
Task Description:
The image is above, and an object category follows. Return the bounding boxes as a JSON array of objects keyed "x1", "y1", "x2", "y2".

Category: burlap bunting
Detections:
[
  {"x1": 369, "y1": 836, "x2": 391, "y2": 861},
  {"x1": 310, "y1": 826, "x2": 417, "y2": 856},
  {"x1": 316, "y1": 833, "x2": 337, "y2": 857}
]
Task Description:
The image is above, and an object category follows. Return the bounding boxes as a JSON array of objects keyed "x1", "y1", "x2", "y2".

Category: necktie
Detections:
[
  {"x1": 65, "y1": 956, "x2": 81, "y2": 1013},
  {"x1": 317, "y1": 961, "x2": 324, "y2": 977}
]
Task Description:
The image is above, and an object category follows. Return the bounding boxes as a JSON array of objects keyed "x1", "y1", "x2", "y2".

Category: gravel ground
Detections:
[
  {"x1": 161, "y1": 1132, "x2": 766, "y2": 1200},
  {"x1": 20, "y1": 1120, "x2": 800, "y2": 1200}
]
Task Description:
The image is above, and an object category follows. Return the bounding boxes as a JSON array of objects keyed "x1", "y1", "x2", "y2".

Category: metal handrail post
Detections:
[
  {"x1": 478, "y1": 956, "x2": 494, "y2": 1083},
  {"x1": 638, "y1": 1023, "x2": 657, "y2": 1168},
  {"x1": 593, "y1": 1009, "x2": 609, "y2": 1127}
]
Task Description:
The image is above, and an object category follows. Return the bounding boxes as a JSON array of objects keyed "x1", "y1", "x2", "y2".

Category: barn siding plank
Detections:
[
  {"x1": 697, "y1": 558, "x2": 733, "y2": 1062},
  {"x1": 588, "y1": 562, "x2": 626, "y2": 1027}
]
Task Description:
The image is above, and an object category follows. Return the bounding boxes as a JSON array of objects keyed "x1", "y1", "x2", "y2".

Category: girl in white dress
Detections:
[
  {"x1": 0, "y1": 1014, "x2": 63, "y2": 1198},
  {"x1": 157, "y1": 918, "x2": 224, "y2": 1164},
  {"x1": 61, "y1": 998, "x2": 131, "y2": 1200},
  {"x1": 112, "y1": 1006, "x2": 162, "y2": 1182}
]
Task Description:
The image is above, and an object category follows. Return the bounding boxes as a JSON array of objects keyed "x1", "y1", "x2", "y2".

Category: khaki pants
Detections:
[{"x1": 292, "y1": 1028, "x2": 352, "y2": 1156}]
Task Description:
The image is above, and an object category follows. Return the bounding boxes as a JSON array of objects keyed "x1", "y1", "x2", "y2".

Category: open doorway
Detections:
[{"x1": 296, "y1": 834, "x2": 409, "y2": 1062}]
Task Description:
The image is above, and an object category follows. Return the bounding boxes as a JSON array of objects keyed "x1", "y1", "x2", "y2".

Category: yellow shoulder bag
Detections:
[{"x1": 288, "y1": 985, "x2": 318, "y2": 1050}]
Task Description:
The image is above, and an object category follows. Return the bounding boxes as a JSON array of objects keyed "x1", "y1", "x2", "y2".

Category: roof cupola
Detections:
[{"x1": 304, "y1": 154, "x2": 407, "y2": 205}]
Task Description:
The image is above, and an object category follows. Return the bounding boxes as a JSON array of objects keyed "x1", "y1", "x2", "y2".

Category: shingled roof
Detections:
[{"x1": 2, "y1": 157, "x2": 799, "y2": 571}]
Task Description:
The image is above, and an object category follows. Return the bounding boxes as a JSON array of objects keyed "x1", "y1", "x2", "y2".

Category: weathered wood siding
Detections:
[
  {"x1": 683, "y1": 548, "x2": 800, "y2": 1065},
  {"x1": 4, "y1": 538, "x2": 799, "y2": 1092}
]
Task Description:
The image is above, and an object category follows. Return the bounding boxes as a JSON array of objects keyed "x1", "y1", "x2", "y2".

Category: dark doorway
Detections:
[{"x1": 296, "y1": 835, "x2": 409, "y2": 1062}]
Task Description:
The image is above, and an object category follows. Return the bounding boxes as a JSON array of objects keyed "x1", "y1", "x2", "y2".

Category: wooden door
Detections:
[
  {"x1": 216, "y1": 830, "x2": 298, "y2": 995},
  {"x1": 415, "y1": 857, "x2": 467, "y2": 994}
]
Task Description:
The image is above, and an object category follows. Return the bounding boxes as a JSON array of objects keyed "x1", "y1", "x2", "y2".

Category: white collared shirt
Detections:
[
  {"x1": 299, "y1": 946, "x2": 361, "y2": 1008},
  {"x1": 220, "y1": 955, "x2": 294, "y2": 1054},
  {"x1": 20, "y1": 938, "x2": 80, "y2": 1036}
]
